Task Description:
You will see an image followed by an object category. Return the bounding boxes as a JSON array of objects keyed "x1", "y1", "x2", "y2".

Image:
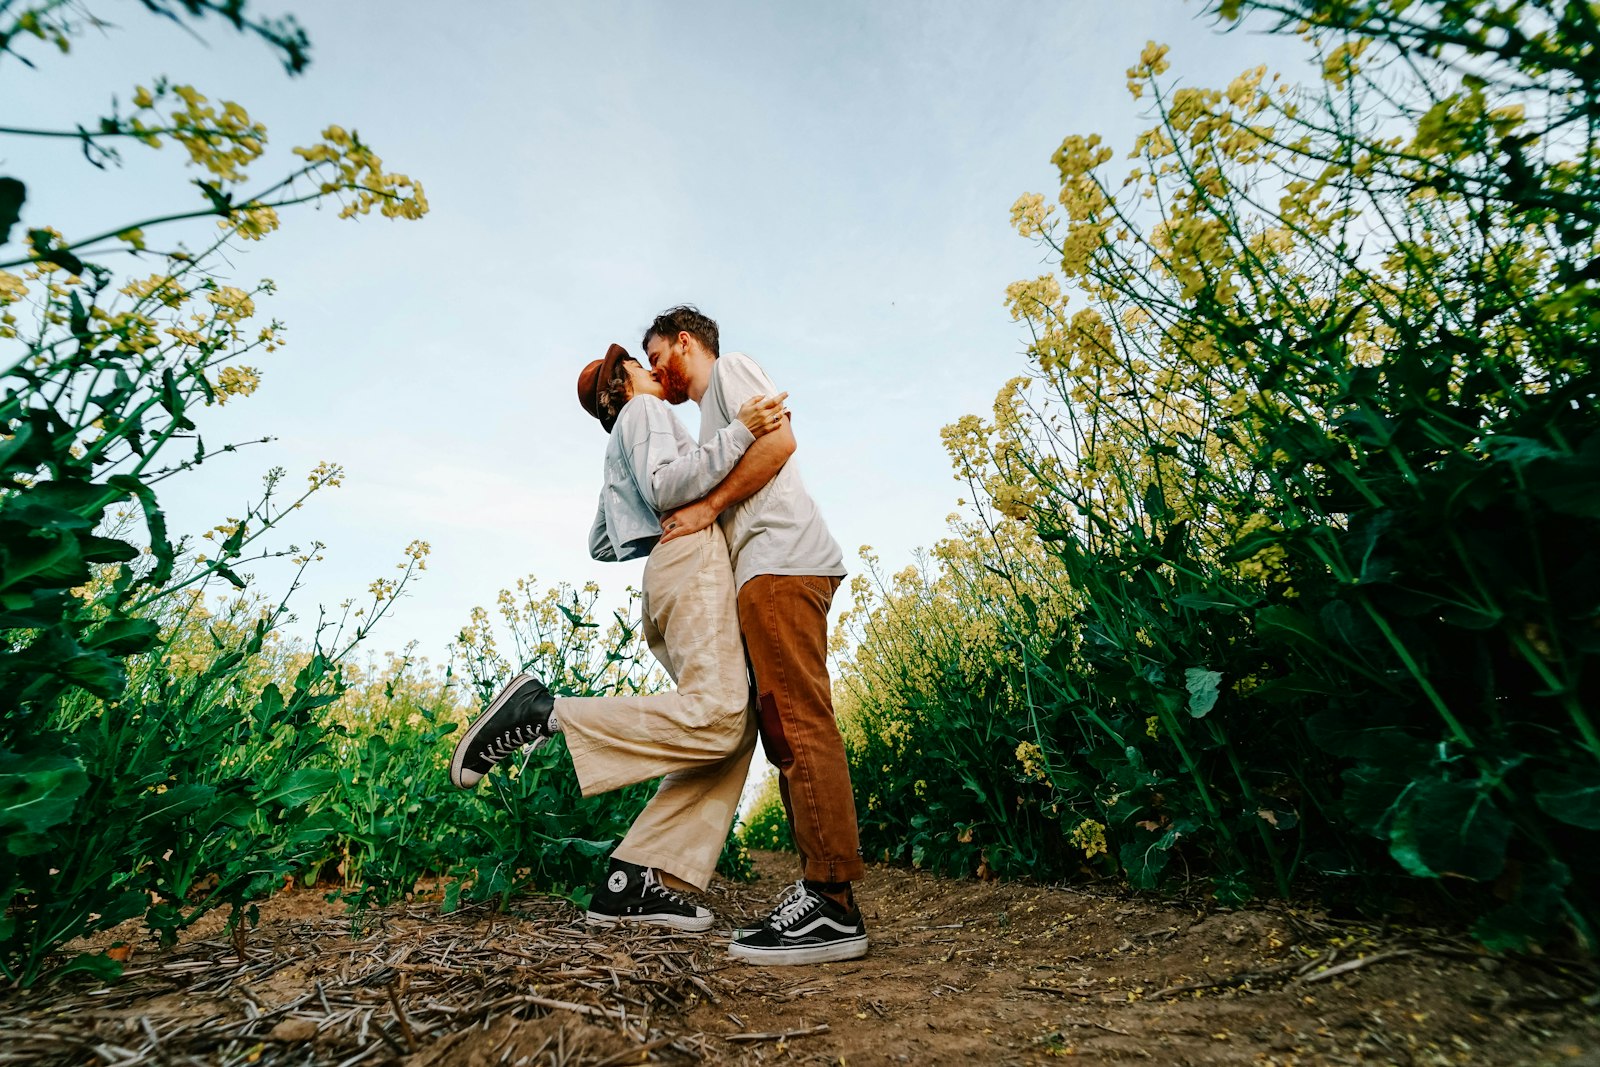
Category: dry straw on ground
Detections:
[{"x1": 3, "y1": 853, "x2": 1597, "y2": 1066}]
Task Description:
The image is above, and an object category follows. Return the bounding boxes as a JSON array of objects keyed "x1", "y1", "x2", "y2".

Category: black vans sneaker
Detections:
[
  {"x1": 585, "y1": 859, "x2": 714, "y2": 932},
  {"x1": 450, "y1": 673, "x2": 554, "y2": 788},
  {"x1": 729, "y1": 881, "x2": 868, "y2": 964}
]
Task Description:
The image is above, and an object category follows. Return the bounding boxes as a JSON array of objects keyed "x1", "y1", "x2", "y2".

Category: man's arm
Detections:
[{"x1": 657, "y1": 418, "x2": 794, "y2": 543}]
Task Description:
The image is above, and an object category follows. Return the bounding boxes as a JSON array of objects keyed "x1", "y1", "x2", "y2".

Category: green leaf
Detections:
[
  {"x1": 254, "y1": 683, "x2": 285, "y2": 727},
  {"x1": 1118, "y1": 835, "x2": 1173, "y2": 890},
  {"x1": 139, "y1": 782, "x2": 216, "y2": 823},
  {"x1": 26, "y1": 228, "x2": 84, "y2": 275},
  {"x1": 78, "y1": 535, "x2": 140, "y2": 565},
  {"x1": 46, "y1": 952, "x2": 124, "y2": 984},
  {"x1": 0, "y1": 751, "x2": 87, "y2": 836},
  {"x1": 59, "y1": 651, "x2": 126, "y2": 696},
  {"x1": 1471, "y1": 858, "x2": 1571, "y2": 951},
  {"x1": 1255, "y1": 604, "x2": 1322, "y2": 648},
  {"x1": 1173, "y1": 591, "x2": 1248, "y2": 614},
  {"x1": 213, "y1": 563, "x2": 247, "y2": 590},
  {"x1": 1533, "y1": 769, "x2": 1600, "y2": 831},
  {"x1": 1388, "y1": 778, "x2": 1511, "y2": 882},
  {"x1": 1184, "y1": 668, "x2": 1222, "y2": 719},
  {"x1": 0, "y1": 176, "x2": 24, "y2": 245},
  {"x1": 0, "y1": 422, "x2": 36, "y2": 475},
  {"x1": 107, "y1": 475, "x2": 173, "y2": 596},
  {"x1": 83, "y1": 618, "x2": 160, "y2": 656},
  {"x1": 0, "y1": 533, "x2": 86, "y2": 591},
  {"x1": 1525, "y1": 434, "x2": 1600, "y2": 519},
  {"x1": 558, "y1": 604, "x2": 598, "y2": 629},
  {"x1": 257, "y1": 768, "x2": 338, "y2": 810}
]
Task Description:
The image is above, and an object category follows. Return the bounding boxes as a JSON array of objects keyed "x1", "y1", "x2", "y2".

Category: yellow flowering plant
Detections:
[
  {"x1": 0, "y1": 4, "x2": 432, "y2": 985},
  {"x1": 837, "y1": 0, "x2": 1600, "y2": 945}
]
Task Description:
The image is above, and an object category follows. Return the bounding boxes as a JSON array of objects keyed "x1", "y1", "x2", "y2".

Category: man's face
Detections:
[{"x1": 647, "y1": 333, "x2": 692, "y2": 405}]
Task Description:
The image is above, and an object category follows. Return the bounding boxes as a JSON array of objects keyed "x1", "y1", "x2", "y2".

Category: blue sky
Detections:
[{"x1": 7, "y1": 1, "x2": 1293, "y2": 663}]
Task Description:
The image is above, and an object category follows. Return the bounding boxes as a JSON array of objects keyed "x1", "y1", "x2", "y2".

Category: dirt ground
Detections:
[{"x1": 3, "y1": 850, "x2": 1598, "y2": 1066}]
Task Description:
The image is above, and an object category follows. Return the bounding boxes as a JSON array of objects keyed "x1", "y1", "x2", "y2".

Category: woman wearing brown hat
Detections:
[{"x1": 449, "y1": 342, "x2": 787, "y2": 930}]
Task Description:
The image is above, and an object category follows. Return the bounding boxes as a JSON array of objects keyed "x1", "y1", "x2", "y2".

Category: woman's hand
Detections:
[{"x1": 737, "y1": 392, "x2": 789, "y2": 437}]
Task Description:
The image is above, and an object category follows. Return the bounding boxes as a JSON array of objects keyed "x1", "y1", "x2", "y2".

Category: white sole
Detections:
[
  {"x1": 584, "y1": 910, "x2": 715, "y2": 932},
  {"x1": 450, "y1": 673, "x2": 539, "y2": 788},
  {"x1": 728, "y1": 934, "x2": 869, "y2": 965}
]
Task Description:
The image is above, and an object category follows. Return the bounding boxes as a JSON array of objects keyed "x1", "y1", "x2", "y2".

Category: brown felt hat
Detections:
[{"x1": 576, "y1": 343, "x2": 631, "y2": 433}]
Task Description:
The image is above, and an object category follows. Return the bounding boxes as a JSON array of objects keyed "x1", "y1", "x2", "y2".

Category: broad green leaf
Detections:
[
  {"x1": 1388, "y1": 778, "x2": 1510, "y2": 881},
  {"x1": 59, "y1": 651, "x2": 126, "y2": 696},
  {"x1": 1533, "y1": 769, "x2": 1600, "y2": 831},
  {"x1": 1118, "y1": 836, "x2": 1172, "y2": 890},
  {"x1": 257, "y1": 768, "x2": 338, "y2": 810},
  {"x1": 254, "y1": 683, "x2": 285, "y2": 726},
  {"x1": 1255, "y1": 604, "x2": 1322, "y2": 648},
  {"x1": 45, "y1": 952, "x2": 123, "y2": 984},
  {"x1": 1184, "y1": 668, "x2": 1222, "y2": 718},
  {"x1": 139, "y1": 782, "x2": 216, "y2": 824},
  {"x1": 1472, "y1": 858, "x2": 1572, "y2": 951},
  {"x1": 0, "y1": 752, "x2": 86, "y2": 835},
  {"x1": 83, "y1": 618, "x2": 160, "y2": 656}
]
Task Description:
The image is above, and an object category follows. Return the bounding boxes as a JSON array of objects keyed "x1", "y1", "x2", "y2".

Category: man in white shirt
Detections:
[{"x1": 647, "y1": 305, "x2": 867, "y2": 965}]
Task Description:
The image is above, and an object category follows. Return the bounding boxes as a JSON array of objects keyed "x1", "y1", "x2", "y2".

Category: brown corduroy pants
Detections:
[
  {"x1": 556, "y1": 526, "x2": 757, "y2": 890},
  {"x1": 738, "y1": 573, "x2": 864, "y2": 883}
]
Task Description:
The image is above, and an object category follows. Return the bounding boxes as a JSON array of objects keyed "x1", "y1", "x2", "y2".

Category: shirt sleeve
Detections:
[
  {"x1": 708, "y1": 352, "x2": 779, "y2": 427},
  {"x1": 621, "y1": 397, "x2": 756, "y2": 512},
  {"x1": 588, "y1": 491, "x2": 617, "y2": 562}
]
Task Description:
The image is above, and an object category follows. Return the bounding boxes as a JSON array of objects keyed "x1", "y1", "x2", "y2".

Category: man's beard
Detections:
[{"x1": 655, "y1": 359, "x2": 692, "y2": 405}]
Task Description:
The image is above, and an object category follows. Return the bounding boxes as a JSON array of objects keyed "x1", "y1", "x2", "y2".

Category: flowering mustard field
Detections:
[
  {"x1": 753, "y1": 0, "x2": 1600, "y2": 952},
  {"x1": 5, "y1": 0, "x2": 1599, "y2": 990}
]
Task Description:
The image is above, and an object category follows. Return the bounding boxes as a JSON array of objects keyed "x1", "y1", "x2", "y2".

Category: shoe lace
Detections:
[
  {"x1": 765, "y1": 881, "x2": 817, "y2": 931},
  {"x1": 483, "y1": 723, "x2": 543, "y2": 761},
  {"x1": 641, "y1": 868, "x2": 693, "y2": 907}
]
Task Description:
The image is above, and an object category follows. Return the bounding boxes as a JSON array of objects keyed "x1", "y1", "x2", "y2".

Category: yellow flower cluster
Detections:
[
  {"x1": 1015, "y1": 740, "x2": 1050, "y2": 783},
  {"x1": 1233, "y1": 513, "x2": 1293, "y2": 590},
  {"x1": 1009, "y1": 193, "x2": 1055, "y2": 239},
  {"x1": 120, "y1": 273, "x2": 189, "y2": 308},
  {"x1": 206, "y1": 286, "x2": 256, "y2": 323},
  {"x1": 127, "y1": 84, "x2": 267, "y2": 182},
  {"x1": 214, "y1": 365, "x2": 261, "y2": 401},
  {"x1": 401, "y1": 539, "x2": 432, "y2": 570},
  {"x1": 293, "y1": 125, "x2": 429, "y2": 221},
  {"x1": 1125, "y1": 41, "x2": 1171, "y2": 99},
  {"x1": 0, "y1": 271, "x2": 28, "y2": 305},
  {"x1": 221, "y1": 203, "x2": 280, "y2": 241},
  {"x1": 1320, "y1": 38, "x2": 1371, "y2": 89},
  {"x1": 309, "y1": 460, "x2": 346, "y2": 489},
  {"x1": 1070, "y1": 818, "x2": 1108, "y2": 859}
]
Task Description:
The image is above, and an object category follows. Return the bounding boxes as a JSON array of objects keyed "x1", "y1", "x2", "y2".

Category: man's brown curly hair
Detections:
[{"x1": 643, "y1": 305, "x2": 720, "y2": 357}]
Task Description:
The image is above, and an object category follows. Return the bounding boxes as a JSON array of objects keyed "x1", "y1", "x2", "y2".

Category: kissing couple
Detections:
[{"x1": 450, "y1": 305, "x2": 868, "y2": 965}]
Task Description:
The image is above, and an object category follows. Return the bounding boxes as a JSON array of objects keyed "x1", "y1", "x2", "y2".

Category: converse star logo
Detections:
[{"x1": 607, "y1": 871, "x2": 628, "y2": 894}]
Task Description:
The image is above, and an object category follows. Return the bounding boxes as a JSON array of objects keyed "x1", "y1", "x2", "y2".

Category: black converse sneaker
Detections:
[
  {"x1": 585, "y1": 859, "x2": 714, "y2": 932},
  {"x1": 450, "y1": 673, "x2": 555, "y2": 788},
  {"x1": 729, "y1": 881, "x2": 868, "y2": 964}
]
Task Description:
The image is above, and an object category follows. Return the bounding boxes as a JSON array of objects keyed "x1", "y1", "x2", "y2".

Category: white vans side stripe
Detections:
[{"x1": 779, "y1": 916, "x2": 861, "y2": 940}]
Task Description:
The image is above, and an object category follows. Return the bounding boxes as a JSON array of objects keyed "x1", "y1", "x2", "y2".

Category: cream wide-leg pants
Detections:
[{"x1": 556, "y1": 525, "x2": 757, "y2": 890}]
